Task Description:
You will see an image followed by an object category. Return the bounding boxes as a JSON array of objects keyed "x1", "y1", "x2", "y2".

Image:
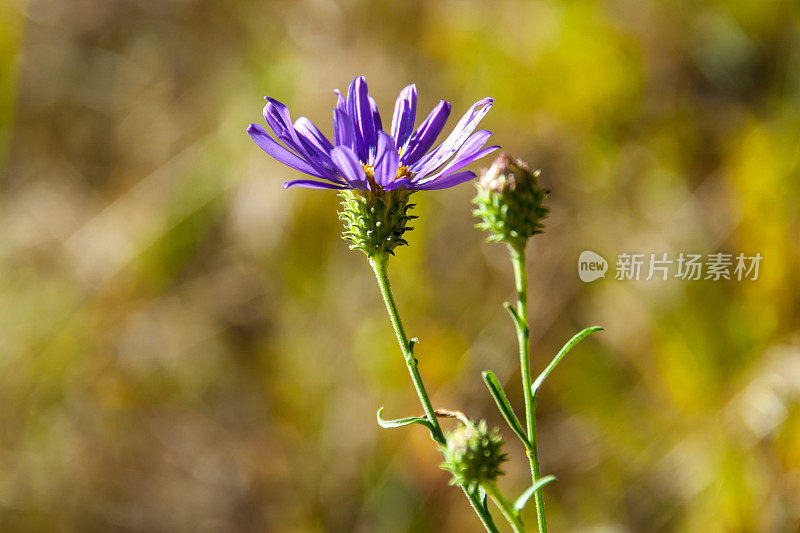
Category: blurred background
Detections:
[{"x1": 1, "y1": 0, "x2": 799, "y2": 531}]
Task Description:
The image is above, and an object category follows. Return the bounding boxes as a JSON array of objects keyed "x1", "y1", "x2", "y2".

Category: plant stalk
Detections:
[
  {"x1": 464, "y1": 487, "x2": 501, "y2": 533},
  {"x1": 368, "y1": 255, "x2": 498, "y2": 532},
  {"x1": 509, "y1": 244, "x2": 547, "y2": 533},
  {"x1": 369, "y1": 255, "x2": 444, "y2": 444}
]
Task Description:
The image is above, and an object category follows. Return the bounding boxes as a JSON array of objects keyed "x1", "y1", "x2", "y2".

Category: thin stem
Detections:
[
  {"x1": 368, "y1": 255, "x2": 444, "y2": 444},
  {"x1": 484, "y1": 481, "x2": 525, "y2": 533},
  {"x1": 509, "y1": 244, "x2": 547, "y2": 533},
  {"x1": 369, "y1": 255, "x2": 499, "y2": 531},
  {"x1": 464, "y1": 487, "x2": 501, "y2": 533}
]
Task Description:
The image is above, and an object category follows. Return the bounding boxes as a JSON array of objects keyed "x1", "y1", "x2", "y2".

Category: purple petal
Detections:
[
  {"x1": 426, "y1": 146, "x2": 498, "y2": 183},
  {"x1": 333, "y1": 89, "x2": 347, "y2": 114},
  {"x1": 410, "y1": 97, "x2": 493, "y2": 174},
  {"x1": 282, "y1": 178, "x2": 347, "y2": 190},
  {"x1": 332, "y1": 108, "x2": 355, "y2": 150},
  {"x1": 373, "y1": 131, "x2": 399, "y2": 187},
  {"x1": 331, "y1": 146, "x2": 369, "y2": 190},
  {"x1": 384, "y1": 177, "x2": 413, "y2": 191},
  {"x1": 414, "y1": 170, "x2": 476, "y2": 190},
  {"x1": 247, "y1": 124, "x2": 331, "y2": 180},
  {"x1": 414, "y1": 130, "x2": 495, "y2": 182},
  {"x1": 263, "y1": 97, "x2": 297, "y2": 142},
  {"x1": 263, "y1": 97, "x2": 335, "y2": 178},
  {"x1": 369, "y1": 96, "x2": 383, "y2": 133},
  {"x1": 391, "y1": 83, "x2": 417, "y2": 148},
  {"x1": 346, "y1": 76, "x2": 376, "y2": 161},
  {"x1": 290, "y1": 119, "x2": 339, "y2": 177},
  {"x1": 293, "y1": 116, "x2": 334, "y2": 154},
  {"x1": 459, "y1": 145, "x2": 499, "y2": 169},
  {"x1": 400, "y1": 100, "x2": 451, "y2": 166}
]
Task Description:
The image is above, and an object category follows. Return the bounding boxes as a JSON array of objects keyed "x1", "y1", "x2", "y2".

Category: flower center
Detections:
[{"x1": 361, "y1": 163, "x2": 414, "y2": 189}]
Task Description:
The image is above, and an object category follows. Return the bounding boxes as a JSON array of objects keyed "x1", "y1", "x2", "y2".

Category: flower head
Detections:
[
  {"x1": 440, "y1": 420, "x2": 507, "y2": 490},
  {"x1": 247, "y1": 76, "x2": 497, "y2": 192},
  {"x1": 473, "y1": 153, "x2": 549, "y2": 249}
]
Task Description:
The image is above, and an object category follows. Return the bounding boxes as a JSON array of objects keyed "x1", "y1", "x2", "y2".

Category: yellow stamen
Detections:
[
  {"x1": 362, "y1": 162, "x2": 374, "y2": 181},
  {"x1": 361, "y1": 162, "x2": 414, "y2": 188},
  {"x1": 397, "y1": 164, "x2": 413, "y2": 181}
]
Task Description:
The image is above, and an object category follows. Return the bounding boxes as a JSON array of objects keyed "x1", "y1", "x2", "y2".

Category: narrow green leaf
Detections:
[
  {"x1": 503, "y1": 302, "x2": 523, "y2": 330},
  {"x1": 376, "y1": 407, "x2": 433, "y2": 431},
  {"x1": 482, "y1": 371, "x2": 531, "y2": 448},
  {"x1": 514, "y1": 475, "x2": 557, "y2": 512},
  {"x1": 531, "y1": 326, "x2": 603, "y2": 400}
]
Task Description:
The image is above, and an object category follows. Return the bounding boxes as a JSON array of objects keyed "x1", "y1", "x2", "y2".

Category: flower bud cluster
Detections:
[
  {"x1": 473, "y1": 154, "x2": 549, "y2": 249},
  {"x1": 440, "y1": 420, "x2": 507, "y2": 489}
]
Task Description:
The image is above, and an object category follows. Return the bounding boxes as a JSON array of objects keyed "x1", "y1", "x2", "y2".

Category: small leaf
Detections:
[
  {"x1": 376, "y1": 407, "x2": 433, "y2": 431},
  {"x1": 408, "y1": 337, "x2": 419, "y2": 354},
  {"x1": 503, "y1": 302, "x2": 519, "y2": 320},
  {"x1": 482, "y1": 371, "x2": 531, "y2": 448},
  {"x1": 531, "y1": 326, "x2": 603, "y2": 400},
  {"x1": 514, "y1": 475, "x2": 556, "y2": 512},
  {"x1": 504, "y1": 302, "x2": 529, "y2": 336},
  {"x1": 503, "y1": 302, "x2": 522, "y2": 329}
]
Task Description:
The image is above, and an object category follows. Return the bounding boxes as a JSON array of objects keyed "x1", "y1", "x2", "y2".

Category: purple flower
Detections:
[{"x1": 247, "y1": 76, "x2": 498, "y2": 191}]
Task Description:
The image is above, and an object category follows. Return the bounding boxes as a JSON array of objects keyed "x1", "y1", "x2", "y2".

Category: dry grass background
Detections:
[{"x1": 1, "y1": 0, "x2": 799, "y2": 531}]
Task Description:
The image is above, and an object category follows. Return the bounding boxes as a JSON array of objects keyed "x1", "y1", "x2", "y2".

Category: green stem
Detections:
[
  {"x1": 368, "y1": 255, "x2": 444, "y2": 444},
  {"x1": 464, "y1": 487, "x2": 501, "y2": 533},
  {"x1": 484, "y1": 481, "x2": 525, "y2": 533},
  {"x1": 369, "y1": 255, "x2": 499, "y2": 532},
  {"x1": 509, "y1": 244, "x2": 547, "y2": 533}
]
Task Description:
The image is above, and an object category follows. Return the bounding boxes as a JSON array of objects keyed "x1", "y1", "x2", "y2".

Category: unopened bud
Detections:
[
  {"x1": 440, "y1": 420, "x2": 507, "y2": 489},
  {"x1": 473, "y1": 154, "x2": 549, "y2": 249}
]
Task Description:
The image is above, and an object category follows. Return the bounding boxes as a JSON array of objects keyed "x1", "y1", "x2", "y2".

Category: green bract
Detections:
[
  {"x1": 473, "y1": 154, "x2": 549, "y2": 250},
  {"x1": 338, "y1": 188, "x2": 417, "y2": 258},
  {"x1": 440, "y1": 421, "x2": 507, "y2": 490}
]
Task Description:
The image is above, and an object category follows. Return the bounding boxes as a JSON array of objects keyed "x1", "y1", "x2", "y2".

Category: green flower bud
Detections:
[
  {"x1": 440, "y1": 421, "x2": 508, "y2": 489},
  {"x1": 473, "y1": 154, "x2": 549, "y2": 249},
  {"x1": 338, "y1": 188, "x2": 417, "y2": 258}
]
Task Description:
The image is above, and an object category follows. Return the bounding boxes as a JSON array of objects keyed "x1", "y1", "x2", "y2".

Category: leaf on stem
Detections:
[
  {"x1": 513, "y1": 475, "x2": 556, "y2": 512},
  {"x1": 376, "y1": 407, "x2": 434, "y2": 432},
  {"x1": 482, "y1": 371, "x2": 531, "y2": 448},
  {"x1": 408, "y1": 337, "x2": 419, "y2": 354},
  {"x1": 531, "y1": 326, "x2": 603, "y2": 401},
  {"x1": 503, "y1": 302, "x2": 526, "y2": 334}
]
